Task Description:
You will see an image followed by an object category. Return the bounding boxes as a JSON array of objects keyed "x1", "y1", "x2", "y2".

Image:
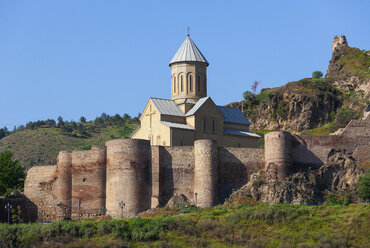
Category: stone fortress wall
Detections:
[{"x1": 19, "y1": 119, "x2": 369, "y2": 221}]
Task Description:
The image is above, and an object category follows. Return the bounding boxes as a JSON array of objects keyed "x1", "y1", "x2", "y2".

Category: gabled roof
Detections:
[
  {"x1": 185, "y1": 96, "x2": 210, "y2": 116},
  {"x1": 150, "y1": 97, "x2": 185, "y2": 117},
  {"x1": 217, "y1": 106, "x2": 251, "y2": 125},
  {"x1": 161, "y1": 121, "x2": 195, "y2": 130},
  {"x1": 169, "y1": 36, "x2": 209, "y2": 66},
  {"x1": 224, "y1": 128, "x2": 260, "y2": 138}
]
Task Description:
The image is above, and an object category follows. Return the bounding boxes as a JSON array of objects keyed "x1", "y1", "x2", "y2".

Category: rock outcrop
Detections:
[
  {"x1": 229, "y1": 152, "x2": 365, "y2": 204},
  {"x1": 229, "y1": 79, "x2": 343, "y2": 132},
  {"x1": 228, "y1": 35, "x2": 370, "y2": 132}
]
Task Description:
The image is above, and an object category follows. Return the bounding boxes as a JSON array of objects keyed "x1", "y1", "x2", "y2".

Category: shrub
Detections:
[
  {"x1": 335, "y1": 108, "x2": 359, "y2": 127},
  {"x1": 275, "y1": 100, "x2": 288, "y2": 119},
  {"x1": 357, "y1": 171, "x2": 370, "y2": 200},
  {"x1": 254, "y1": 92, "x2": 270, "y2": 104}
]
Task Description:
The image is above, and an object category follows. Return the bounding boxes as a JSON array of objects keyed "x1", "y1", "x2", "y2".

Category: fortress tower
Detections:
[
  {"x1": 169, "y1": 34, "x2": 209, "y2": 103},
  {"x1": 264, "y1": 131, "x2": 292, "y2": 180}
]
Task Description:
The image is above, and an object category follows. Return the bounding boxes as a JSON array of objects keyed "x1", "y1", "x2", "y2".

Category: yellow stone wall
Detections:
[
  {"x1": 172, "y1": 129, "x2": 195, "y2": 146},
  {"x1": 131, "y1": 100, "x2": 171, "y2": 146},
  {"x1": 192, "y1": 99, "x2": 224, "y2": 144},
  {"x1": 224, "y1": 122, "x2": 250, "y2": 131},
  {"x1": 170, "y1": 62, "x2": 207, "y2": 102},
  {"x1": 132, "y1": 98, "x2": 259, "y2": 148}
]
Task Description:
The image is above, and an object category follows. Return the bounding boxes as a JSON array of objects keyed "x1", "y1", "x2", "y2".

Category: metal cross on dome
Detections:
[{"x1": 187, "y1": 26, "x2": 190, "y2": 36}]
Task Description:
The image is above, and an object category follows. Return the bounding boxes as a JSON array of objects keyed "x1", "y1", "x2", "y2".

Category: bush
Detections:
[
  {"x1": 335, "y1": 108, "x2": 359, "y2": 127},
  {"x1": 275, "y1": 100, "x2": 288, "y2": 119},
  {"x1": 357, "y1": 172, "x2": 370, "y2": 200}
]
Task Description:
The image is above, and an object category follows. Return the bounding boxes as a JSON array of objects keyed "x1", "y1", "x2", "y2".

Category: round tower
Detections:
[
  {"x1": 194, "y1": 139, "x2": 218, "y2": 207},
  {"x1": 169, "y1": 35, "x2": 209, "y2": 103},
  {"x1": 71, "y1": 146, "x2": 107, "y2": 217},
  {"x1": 264, "y1": 131, "x2": 292, "y2": 180},
  {"x1": 106, "y1": 139, "x2": 150, "y2": 218},
  {"x1": 56, "y1": 151, "x2": 72, "y2": 219}
]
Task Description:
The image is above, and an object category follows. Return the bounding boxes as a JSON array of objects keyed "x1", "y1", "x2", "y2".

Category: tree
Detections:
[
  {"x1": 0, "y1": 127, "x2": 9, "y2": 139},
  {"x1": 312, "y1": 71, "x2": 323, "y2": 78},
  {"x1": 80, "y1": 116, "x2": 86, "y2": 123},
  {"x1": 57, "y1": 116, "x2": 64, "y2": 127},
  {"x1": 357, "y1": 172, "x2": 370, "y2": 200},
  {"x1": 0, "y1": 151, "x2": 25, "y2": 196}
]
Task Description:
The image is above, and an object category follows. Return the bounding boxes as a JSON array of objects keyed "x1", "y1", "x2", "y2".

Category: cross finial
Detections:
[{"x1": 187, "y1": 26, "x2": 190, "y2": 36}]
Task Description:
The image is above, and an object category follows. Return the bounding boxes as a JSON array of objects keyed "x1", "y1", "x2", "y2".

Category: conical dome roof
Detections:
[{"x1": 169, "y1": 36, "x2": 209, "y2": 66}]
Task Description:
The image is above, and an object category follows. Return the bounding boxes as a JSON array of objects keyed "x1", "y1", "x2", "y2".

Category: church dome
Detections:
[{"x1": 169, "y1": 36, "x2": 209, "y2": 66}]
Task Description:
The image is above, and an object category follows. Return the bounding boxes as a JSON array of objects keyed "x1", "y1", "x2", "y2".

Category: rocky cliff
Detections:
[
  {"x1": 229, "y1": 152, "x2": 366, "y2": 204},
  {"x1": 229, "y1": 35, "x2": 370, "y2": 133}
]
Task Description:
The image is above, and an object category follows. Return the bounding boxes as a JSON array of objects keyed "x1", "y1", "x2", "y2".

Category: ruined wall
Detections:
[
  {"x1": 23, "y1": 118, "x2": 368, "y2": 220},
  {"x1": 71, "y1": 146, "x2": 106, "y2": 219},
  {"x1": 218, "y1": 147, "x2": 264, "y2": 201},
  {"x1": 292, "y1": 119, "x2": 370, "y2": 166},
  {"x1": 24, "y1": 165, "x2": 58, "y2": 220},
  {"x1": 161, "y1": 146, "x2": 194, "y2": 204}
]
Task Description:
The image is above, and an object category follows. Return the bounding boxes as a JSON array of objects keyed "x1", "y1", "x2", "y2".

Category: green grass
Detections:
[
  {"x1": 0, "y1": 122, "x2": 139, "y2": 168},
  {"x1": 338, "y1": 47, "x2": 370, "y2": 79},
  {"x1": 0, "y1": 204, "x2": 368, "y2": 247},
  {"x1": 302, "y1": 121, "x2": 340, "y2": 135}
]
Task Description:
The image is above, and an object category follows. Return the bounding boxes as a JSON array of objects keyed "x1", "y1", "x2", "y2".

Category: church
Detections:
[{"x1": 131, "y1": 34, "x2": 260, "y2": 147}]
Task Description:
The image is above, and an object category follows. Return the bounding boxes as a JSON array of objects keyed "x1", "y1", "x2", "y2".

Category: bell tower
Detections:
[{"x1": 169, "y1": 34, "x2": 209, "y2": 103}]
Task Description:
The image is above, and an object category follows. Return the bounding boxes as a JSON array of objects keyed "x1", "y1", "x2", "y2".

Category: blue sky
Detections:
[{"x1": 0, "y1": 0, "x2": 369, "y2": 129}]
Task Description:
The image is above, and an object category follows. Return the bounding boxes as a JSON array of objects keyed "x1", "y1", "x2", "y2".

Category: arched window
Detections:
[
  {"x1": 189, "y1": 75, "x2": 193, "y2": 92},
  {"x1": 197, "y1": 75, "x2": 201, "y2": 92},
  {"x1": 174, "y1": 76, "x2": 176, "y2": 93},
  {"x1": 180, "y1": 75, "x2": 183, "y2": 92},
  {"x1": 203, "y1": 117, "x2": 207, "y2": 132},
  {"x1": 212, "y1": 119, "x2": 216, "y2": 133}
]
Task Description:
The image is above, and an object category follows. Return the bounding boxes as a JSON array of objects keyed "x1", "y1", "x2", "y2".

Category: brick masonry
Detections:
[{"x1": 20, "y1": 119, "x2": 369, "y2": 221}]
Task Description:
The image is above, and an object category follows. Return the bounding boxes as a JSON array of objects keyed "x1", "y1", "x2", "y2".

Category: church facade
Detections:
[{"x1": 131, "y1": 35, "x2": 260, "y2": 147}]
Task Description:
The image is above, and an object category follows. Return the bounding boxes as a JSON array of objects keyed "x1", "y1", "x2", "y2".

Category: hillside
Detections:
[
  {"x1": 0, "y1": 203, "x2": 368, "y2": 247},
  {"x1": 228, "y1": 35, "x2": 370, "y2": 133},
  {"x1": 0, "y1": 116, "x2": 139, "y2": 168}
]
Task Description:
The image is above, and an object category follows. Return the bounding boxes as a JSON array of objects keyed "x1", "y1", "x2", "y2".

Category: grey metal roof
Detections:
[
  {"x1": 217, "y1": 106, "x2": 251, "y2": 125},
  {"x1": 161, "y1": 121, "x2": 195, "y2": 130},
  {"x1": 224, "y1": 129, "x2": 261, "y2": 138},
  {"x1": 169, "y1": 36, "x2": 209, "y2": 66},
  {"x1": 185, "y1": 96, "x2": 210, "y2": 116},
  {"x1": 150, "y1": 98, "x2": 185, "y2": 116}
]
